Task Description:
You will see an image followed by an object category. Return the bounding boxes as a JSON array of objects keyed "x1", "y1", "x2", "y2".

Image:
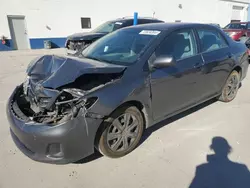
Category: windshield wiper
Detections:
[{"x1": 85, "y1": 56, "x2": 103, "y2": 62}]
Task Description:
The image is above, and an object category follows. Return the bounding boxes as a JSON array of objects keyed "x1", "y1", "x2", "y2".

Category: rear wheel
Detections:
[
  {"x1": 97, "y1": 106, "x2": 144, "y2": 158},
  {"x1": 219, "y1": 70, "x2": 240, "y2": 102}
]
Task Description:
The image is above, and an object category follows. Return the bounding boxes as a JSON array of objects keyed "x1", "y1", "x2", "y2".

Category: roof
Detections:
[
  {"x1": 110, "y1": 17, "x2": 163, "y2": 22},
  {"x1": 122, "y1": 22, "x2": 211, "y2": 31}
]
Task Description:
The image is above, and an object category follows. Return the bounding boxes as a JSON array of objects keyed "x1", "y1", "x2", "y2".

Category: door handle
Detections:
[
  {"x1": 227, "y1": 53, "x2": 232, "y2": 58},
  {"x1": 194, "y1": 62, "x2": 202, "y2": 69}
]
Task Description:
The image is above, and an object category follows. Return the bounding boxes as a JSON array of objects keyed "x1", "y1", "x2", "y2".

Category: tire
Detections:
[
  {"x1": 219, "y1": 70, "x2": 240, "y2": 102},
  {"x1": 97, "y1": 106, "x2": 144, "y2": 158}
]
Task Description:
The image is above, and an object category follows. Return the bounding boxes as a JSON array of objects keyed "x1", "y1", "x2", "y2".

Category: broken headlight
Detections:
[
  {"x1": 23, "y1": 76, "x2": 30, "y2": 95},
  {"x1": 26, "y1": 86, "x2": 100, "y2": 124},
  {"x1": 84, "y1": 97, "x2": 98, "y2": 109}
]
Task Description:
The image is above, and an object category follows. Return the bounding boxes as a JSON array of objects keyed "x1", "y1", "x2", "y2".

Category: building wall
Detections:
[{"x1": 0, "y1": 0, "x2": 249, "y2": 50}]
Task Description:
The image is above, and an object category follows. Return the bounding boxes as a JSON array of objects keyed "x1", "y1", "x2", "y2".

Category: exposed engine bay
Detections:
[
  {"x1": 14, "y1": 85, "x2": 86, "y2": 124},
  {"x1": 12, "y1": 55, "x2": 125, "y2": 125},
  {"x1": 13, "y1": 73, "x2": 121, "y2": 125}
]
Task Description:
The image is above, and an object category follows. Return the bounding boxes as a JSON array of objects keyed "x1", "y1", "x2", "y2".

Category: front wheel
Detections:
[
  {"x1": 97, "y1": 106, "x2": 144, "y2": 158},
  {"x1": 219, "y1": 70, "x2": 240, "y2": 102}
]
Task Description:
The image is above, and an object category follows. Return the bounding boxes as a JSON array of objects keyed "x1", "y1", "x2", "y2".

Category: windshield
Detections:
[
  {"x1": 92, "y1": 21, "x2": 124, "y2": 33},
  {"x1": 224, "y1": 23, "x2": 247, "y2": 29},
  {"x1": 82, "y1": 29, "x2": 161, "y2": 65}
]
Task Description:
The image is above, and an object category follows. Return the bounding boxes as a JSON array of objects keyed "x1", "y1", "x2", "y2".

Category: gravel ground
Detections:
[{"x1": 0, "y1": 49, "x2": 250, "y2": 188}]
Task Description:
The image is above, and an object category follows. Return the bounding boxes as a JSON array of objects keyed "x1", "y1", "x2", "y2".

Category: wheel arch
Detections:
[
  {"x1": 94, "y1": 100, "x2": 150, "y2": 148},
  {"x1": 115, "y1": 100, "x2": 149, "y2": 129},
  {"x1": 233, "y1": 65, "x2": 242, "y2": 79}
]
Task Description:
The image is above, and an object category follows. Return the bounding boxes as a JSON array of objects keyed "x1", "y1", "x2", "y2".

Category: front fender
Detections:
[{"x1": 87, "y1": 73, "x2": 152, "y2": 125}]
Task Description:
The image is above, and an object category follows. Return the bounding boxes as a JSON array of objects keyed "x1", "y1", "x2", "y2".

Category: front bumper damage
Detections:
[
  {"x1": 6, "y1": 55, "x2": 125, "y2": 164},
  {"x1": 7, "y1": 86, "x2": 103, "y2": 164}
]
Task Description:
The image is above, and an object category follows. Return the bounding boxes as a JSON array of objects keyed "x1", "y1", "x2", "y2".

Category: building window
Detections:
[
  {"x1": 81, "y1": 17, "x2": 91, "y2": 29},
  {"x1": 232, "y1": 5, "x2": 244, "y2": 10}
]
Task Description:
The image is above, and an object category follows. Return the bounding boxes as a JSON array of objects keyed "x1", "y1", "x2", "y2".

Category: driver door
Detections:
[{"x1": 150, "y1": 29, "x2": 205, "y2": 120}]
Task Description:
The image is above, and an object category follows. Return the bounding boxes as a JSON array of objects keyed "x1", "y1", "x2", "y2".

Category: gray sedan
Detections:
[{"x1": 7, "y1": 23, "x2": 249, "y2": 164}]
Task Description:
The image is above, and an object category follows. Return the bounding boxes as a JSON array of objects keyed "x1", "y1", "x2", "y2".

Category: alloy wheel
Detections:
[
  {"x1": 107, "y1": 113, "x2": 139, "y2": 152},
  {"x1": 226, "y1": 74, "x2": 239, "y2": 101}
]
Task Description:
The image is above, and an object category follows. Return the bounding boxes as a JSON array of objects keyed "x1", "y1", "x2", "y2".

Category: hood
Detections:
[
  {"x1": 26, "y1": 55, "x2": 126, "y2": 89},
  {"x1": 67, "y1": 32, "x2": 106, "y2": 41}
]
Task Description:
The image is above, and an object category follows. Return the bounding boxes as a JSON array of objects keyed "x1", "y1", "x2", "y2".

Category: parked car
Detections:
[
  {"x1": 7, "y1": 23, "x2": 249, "y2": 164},
  {"x1": 223, "y1": 22, "x2": 250, "y2": 41},
  {"x1": 65, "y1": 17, "x2": 164, "y2": 55},
  {"x1": 239, "y1": 36, "x2": 250, "y2": 56},
  {"x1": 209, "y1": 23, "x2": 220, "y2": 28}
]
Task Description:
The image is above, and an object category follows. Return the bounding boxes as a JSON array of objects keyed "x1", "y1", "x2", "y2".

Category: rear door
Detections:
[{"x1": 195, "y1": 27, "x2": 234, "y2": 99}]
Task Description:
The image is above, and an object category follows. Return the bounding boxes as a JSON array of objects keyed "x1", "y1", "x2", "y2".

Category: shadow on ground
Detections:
[
  {"x1": 189, "y1": 137, "x2": 250, "y2": 188},
  {"x1": 74, "y1": 150, "x2": 103, "y2": 164}
]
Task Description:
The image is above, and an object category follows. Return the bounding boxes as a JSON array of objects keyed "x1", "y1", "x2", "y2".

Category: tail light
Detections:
[{"x1": 247, "y1": 49, "x2": 250, "y2": 56}]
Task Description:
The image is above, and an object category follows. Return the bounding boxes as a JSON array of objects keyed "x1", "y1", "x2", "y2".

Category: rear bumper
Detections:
[
  {"x1": 6, "y1": 86, "x2": 102, "y2": 164},
  {"x1": 241, "y1": 57, "x2": 249, "y2": 81}
]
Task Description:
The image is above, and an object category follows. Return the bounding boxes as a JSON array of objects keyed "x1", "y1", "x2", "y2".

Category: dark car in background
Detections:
[
  {"x1": 223, "y1": 22, "x2": 250, "y2": 41},
  {"x1": 65, "y1": 17, "x2": 164, "y2": 55},
  {"x1": 210, "y1": 23, "x2": 221, "y2": 28},
  {"x1": 7, "y1": 23, "x2": 249, "y2": 164}
]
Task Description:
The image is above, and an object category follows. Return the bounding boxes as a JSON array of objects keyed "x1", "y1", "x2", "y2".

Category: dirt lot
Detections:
[{"x1": 0, "y1": 49, "x2": 250, "y2": 188}]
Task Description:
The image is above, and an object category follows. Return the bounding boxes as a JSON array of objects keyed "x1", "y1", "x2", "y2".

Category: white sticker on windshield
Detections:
[
  {"x1": 115, "y1": 22, "x2": 123, "y2": 25},
  {"x1": 104, "y1": 46, "x2": 109, "y2": 52},
  {"x1": 139, "y1": 30, "x2": 161, "y2": 35}
]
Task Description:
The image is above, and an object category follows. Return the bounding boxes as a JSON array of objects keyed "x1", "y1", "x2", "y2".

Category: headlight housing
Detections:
[{"x1": 64, "y1": 39, "x2": 69, "y2": 47}]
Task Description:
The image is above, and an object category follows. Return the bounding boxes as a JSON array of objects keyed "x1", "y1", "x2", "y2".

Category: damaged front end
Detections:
[
  {"x1": 14, "y1": 82, "x2": 94, "y2": 125},
  {"x1": 15, "y1": 74, "x2": 123, "y2": 125},
  {"x1": 7, "y1": 55, "x2": 126, "y2": 163},
  {"x1": 12, "y1": 55, "x2": 125, "y2": 125}
]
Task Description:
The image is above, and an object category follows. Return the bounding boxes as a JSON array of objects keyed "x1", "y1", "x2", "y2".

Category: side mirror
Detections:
[{"x1": 152, "y1": 55, "x2": 176, "y2": 69}]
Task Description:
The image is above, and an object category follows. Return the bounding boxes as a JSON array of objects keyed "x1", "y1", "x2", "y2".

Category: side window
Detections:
[
  {"x1": 197, "y1": 29, "x2": 228, "y2": 52},
  {"x1": 247, "y1": 24, "x2": 250, "y2": 30},
  {"x1": 155, "y1": 29, "x2": 197, "y2": 60},
  {"x1": 81, "y1": 17, "x2": 91, "y2": 29},
  {"x1": 122, "y1": 20, "x2": 133, "y2": 27}
]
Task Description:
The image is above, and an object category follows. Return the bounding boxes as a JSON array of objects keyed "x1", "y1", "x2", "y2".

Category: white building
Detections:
[{"x1": 0, "y1": 0, "x2": 249, "y2": 50}]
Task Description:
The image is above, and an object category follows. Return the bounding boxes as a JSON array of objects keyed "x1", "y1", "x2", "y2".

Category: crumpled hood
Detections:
[
  {"x1": 67, "y1": 32, "x2": 106, "y2": 41},
  {"x1": 26, "y1": 55, "x2": 126, "y2": 89}
]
